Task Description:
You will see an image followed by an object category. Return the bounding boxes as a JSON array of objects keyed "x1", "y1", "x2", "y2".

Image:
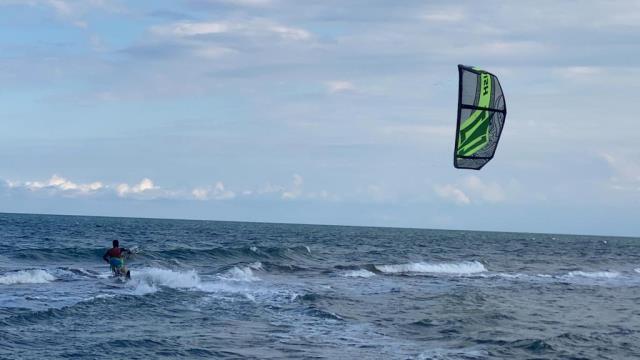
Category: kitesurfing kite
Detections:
[{"x1": 454, "y1": 65, "x2": 506, "y2": 170}]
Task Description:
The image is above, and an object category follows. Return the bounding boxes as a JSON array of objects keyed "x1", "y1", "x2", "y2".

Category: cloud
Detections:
[
  {"x1": 0, "y1": 0, "x2": 125, "y2": 27},
  {"x1": 434, "y1": 184, "x2": 470, "y2": 205},
  {"x1": 422, "y1": 7, "x2": 465, "y2": 23},
  {"x1": 116, "y1": 178, "x2": 157, "y2": 197},
  {"x1": 557, "y1": 66, "x2": 604, "y2": 80},
  {"x1": 151, "y1": 19, "x2": 311, "y2": 41},
  {"x1": 463, "y1": 176, "x2": 506, "y2": 203},
  {"x1": 257, "y1": 182, "x2": 285, "y2": 194},
  {"x1": 601, "y1": 152, "x2": 640, "y2": 192},
  {"x1": 192, "y1": 181, "x2": 236, "y2": 200},
  {"x1": 13, "y1": 175, "x2": 104, "y2": 196},
  {"x1": 325, "y1": 80, "x2": 356, "y2": 94},
  {"x1": 435, "y1": 176, "x2": 507, "y2": 205},
  {"x1": 1, "y1": 174, "x2": 345, "y2": 203},
  {"x1": 282, "y1": 173, "x2": 303, "y2": 199},
  {"x1": 362, "y1": 184, "x2": 396, "y2": 203},
  {"x1": 47, "y1": 0, "x2": 73, "y2": 16}
]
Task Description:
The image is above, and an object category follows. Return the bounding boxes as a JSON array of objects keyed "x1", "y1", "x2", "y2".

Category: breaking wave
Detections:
[
  {"x1": 375, "y1": 261, "x2": 487, "y2": 275},
  {"x1": 564, "y1": 271, "x2": 621, "y2": 279},
  {"x1": 217, "y1": 262, "x2": 262, "y2": 282},
  {"x1": 342, "y1": 269, "x2": 376, "y2": 278},
  {"x1": 0, "y1": 269, "x2": 56, "y2": 285}
]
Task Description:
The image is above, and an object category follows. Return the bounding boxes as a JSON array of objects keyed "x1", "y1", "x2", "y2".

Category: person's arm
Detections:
[{"x1": 103, "y1": 251, "x2": 110, "y2": 263}]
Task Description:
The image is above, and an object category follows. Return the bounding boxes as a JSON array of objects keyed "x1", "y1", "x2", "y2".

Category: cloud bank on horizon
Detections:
[{"x1": 0, "y1": 0, "x2": 639, "y2": 236}]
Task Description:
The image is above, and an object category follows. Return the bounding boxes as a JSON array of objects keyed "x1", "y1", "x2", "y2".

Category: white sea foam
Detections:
[
  {"x1": 128, "y1": 267, "x2": 202, "y2": 295},
  {"x1": 82, "y1": 293, "x2": 117, "y2": 302},
  {"x1": 634, "y1": 268, "x2": 640, "y2": 274},
  {"x1": 218, "y1": 263, "x2": 262, "y2": 282},
  {"x1": 342, "y1": 269, "x2": 376, "y2": 278},
  {"x1": 0, "y1": 269, "x2": 56, "y2": 285},
  {"x1": 375, "y1": 261, "x2": 486, "y2": 275},
  {"x1": 565, "y1": 271, "x2": 620, "y2": 279},
  {"x1": 418, "y1": 347, "x2": 488, "y2": 360}
]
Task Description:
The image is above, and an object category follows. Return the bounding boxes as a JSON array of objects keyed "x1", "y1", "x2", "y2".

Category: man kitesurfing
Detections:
[{"x1": 103, "y1": 240, "x2": 131, "y2": 279}]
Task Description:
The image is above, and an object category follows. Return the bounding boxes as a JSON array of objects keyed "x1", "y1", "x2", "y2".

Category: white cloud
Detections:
[
  {"x1": 557, "y1": 66, "x2": 604, "y2": 80},
  {"x1": 601, "y1": 153, "x2": 640, "y2": 192},
  {"x1": 193, "y1": 45, "x2": 236, "y2": 59},
  {"x1": 116, "y1": 178, "x2": 157, "y2": 197},
  {"x1": 47, "y1": 0, "x2": 73, "y2": 16},
  {"x1": 1, "y1": 0, "x2": 125, "y2": 27},
  {"x1": 463, "y1": 176, "x2": 506, "y2": 203},
  {"x1": 435, "y1": 176, "x2": 507, "y2": 205},
  {"x1": 434, "y1": 184, "x2": 470, "y2": 205},
  {"x1": 152, "y1": 20, "x2": 311, "y2": 41},
  {"x1": 422, "y1": 8, "x2": 465, "y2": 22},
  {"x1": 192, "y1": 181, "x2": 236, "y2": 200},
  {"x1": 325, "y1": 80, "x2": 356, "y2": 94},
  {"x1": 258, "y1": 182, "x2": 285, "y2": 194},
  {"x1": 282, "y1": 174, "x2": 303, "y2": 199},
  {"x1": 21, "y1": 175, "x2": 103, "y2": 195}
]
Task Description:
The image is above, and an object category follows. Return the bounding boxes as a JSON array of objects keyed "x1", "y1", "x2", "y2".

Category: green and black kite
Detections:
[{"x1": 454, "y1": 65, "x2": 507, "y2": 170}]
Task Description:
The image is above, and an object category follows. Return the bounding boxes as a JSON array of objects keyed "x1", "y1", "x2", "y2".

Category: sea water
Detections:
[{"x1": 0, "y1": 213, "x2": 639, "y2": 359}]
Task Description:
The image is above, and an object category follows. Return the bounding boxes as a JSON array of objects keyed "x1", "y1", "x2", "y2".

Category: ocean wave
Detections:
[
  {"x1": 9, "y1": 248, "x2": 105, "y2": 262},
  {"x1": 127, "y1": 267, "x2": 201, "y2": 295},
  {"x1": 564, "y1": 271, "x2": 621, "y2": 279},
  {"x1": 0, "y1": 269, "x2": 56, "y2": 285},
  {"x1": 478, "y1": 270, "x2": 633, "y2": 285},
  {"x1": 342, "y1": 269, "x2": 376, "y2": 278},
  {"x1": 6, "y1": 244, "x2": 314, "y2": 264},
  {"x1": 217, "y1": 262, "x2": 262, "y2": 282},
  {"x1": 417, "y1": 347, "x2": 488, "y2": 360},
  {"x1": 126, "y1": 264, "x2": 264, "y2": 296},
  {"x1": 375, "y1": 261, "x2": 487, "y2": 275}
]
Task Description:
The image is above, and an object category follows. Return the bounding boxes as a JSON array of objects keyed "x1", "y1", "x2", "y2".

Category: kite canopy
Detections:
[{"x1": 454, "y1": 65, "x2": 506, "y2": 170}]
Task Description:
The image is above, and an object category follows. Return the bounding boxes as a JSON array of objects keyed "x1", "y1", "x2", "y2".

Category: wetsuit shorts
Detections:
[{"x1": 109, "y1": 257, "x2": 124, "y2": 272}]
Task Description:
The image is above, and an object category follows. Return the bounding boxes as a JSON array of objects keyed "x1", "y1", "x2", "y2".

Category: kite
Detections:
[{"x1": 454, "y1": 65, "x2": 507, "y2": 170}]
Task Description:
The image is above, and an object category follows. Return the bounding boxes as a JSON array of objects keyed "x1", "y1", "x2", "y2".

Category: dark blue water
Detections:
[{"x1": 0, "y1": 213, "x2": 639, "y2": 359}]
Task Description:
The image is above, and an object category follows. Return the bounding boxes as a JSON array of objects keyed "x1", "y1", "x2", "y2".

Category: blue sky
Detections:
[{"x1": 1, "y1": 0, "x2": 639, "y2": 236}]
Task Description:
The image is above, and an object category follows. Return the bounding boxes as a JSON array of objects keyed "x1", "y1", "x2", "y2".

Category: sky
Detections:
[{"x1": 0, "y1": 0, "x2": 639, "y2": 237}]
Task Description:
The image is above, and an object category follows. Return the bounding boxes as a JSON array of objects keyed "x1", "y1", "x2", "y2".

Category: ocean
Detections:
[{"x1": 0, "y1": 212, "x2": 639, "y2": 359}]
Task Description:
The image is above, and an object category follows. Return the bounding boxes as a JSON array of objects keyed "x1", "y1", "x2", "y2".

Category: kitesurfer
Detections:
[{"x1": 103, "y1": 240, "x2": 131, "y2": 278}]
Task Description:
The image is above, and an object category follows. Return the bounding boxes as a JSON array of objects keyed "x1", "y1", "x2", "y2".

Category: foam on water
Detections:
[
  {"x1": 342, "y1": 269, "x2": 376, "y2": 278},
  {"x1": 417, "y1": 347, "x2": 488, "y2": 360},
  {"x1": 0, "y1": 269, "x2": 56, "y2": 285},
  {"x1": 564, "y1": 271, "x2": 620, "y2": 279},
  {"x1": 218, "y1": 262, "x2": 262, "y2": 282},
  {"x1": 126, "y1": 267, "x2": 201, "y2": 295},
  {"x1": 375, "y1": 261, "x2": 487, "y2": 275},
  {"x1": 123, "y1": 265, "x2": 265, "y2": 297}
]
